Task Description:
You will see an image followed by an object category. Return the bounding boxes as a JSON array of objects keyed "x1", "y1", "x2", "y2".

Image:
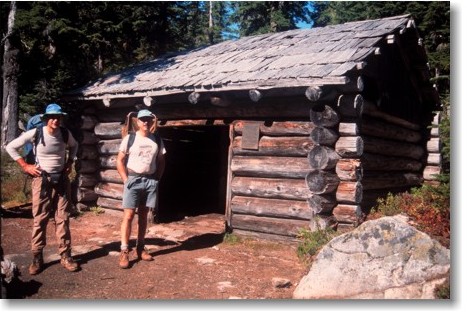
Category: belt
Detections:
[{"x1": 128, "y1": 173, "x2": 155, "y2": 178}]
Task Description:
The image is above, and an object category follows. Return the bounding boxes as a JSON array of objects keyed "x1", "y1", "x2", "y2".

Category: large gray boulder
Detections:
[{"x1": 293, "y1": 215, "x2": 450, "y2": 299}]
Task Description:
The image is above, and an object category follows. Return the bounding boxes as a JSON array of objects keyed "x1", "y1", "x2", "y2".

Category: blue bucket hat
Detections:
[
  {"x1": 40, "y1": 103, "x2": 67, "y2": 118},
  {"x1": 137, "y1": 109, "x2": 154, "y2": 119}
]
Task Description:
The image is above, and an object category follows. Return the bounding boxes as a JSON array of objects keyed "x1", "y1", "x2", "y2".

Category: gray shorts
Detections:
[{"x1": 122, "y1": 176, "x2": 158, "y2": 209}]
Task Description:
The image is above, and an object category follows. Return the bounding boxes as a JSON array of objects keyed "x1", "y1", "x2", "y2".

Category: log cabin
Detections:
[{"x1": 63, "y1": 14, "x2": 441, "y2": 241}]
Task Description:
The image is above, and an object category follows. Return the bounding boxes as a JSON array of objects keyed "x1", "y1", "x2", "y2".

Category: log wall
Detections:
[
  {"x1": 423, "y1": 112, "x2": 442, "y2": 186},
  {"x1": 229, "y1": 120, "x2": 316, "y2": 239},
  {"x1": 75, "y1": 107, "x2": 100, "y2": 211}
]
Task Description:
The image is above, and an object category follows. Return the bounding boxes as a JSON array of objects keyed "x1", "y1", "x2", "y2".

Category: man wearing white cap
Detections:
[
  {"x1": 116, "y1": 109, "x2": 166, "y2": 269},
  {"x1": 5, "y1": 103, "x2": 79, "y2": 275}
]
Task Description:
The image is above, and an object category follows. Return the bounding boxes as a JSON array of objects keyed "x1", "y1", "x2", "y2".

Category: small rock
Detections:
[{"x1": 272, "y1": 277, "x2": 291, "y2": 288}]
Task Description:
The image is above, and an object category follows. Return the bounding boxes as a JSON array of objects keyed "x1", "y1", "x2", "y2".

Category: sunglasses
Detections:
[
  {"x1": 45, "y1": 114, "x2": 62, "y2": 120},
  {"x1": 138, "y1": 117, "x2": 154, "y2": 123}
]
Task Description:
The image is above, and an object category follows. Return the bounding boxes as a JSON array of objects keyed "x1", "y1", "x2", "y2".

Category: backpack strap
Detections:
[
  {"x1": 126, "y1": 132, "x2": 136, "y2": 153},
  {"x1": 31, "y1": 127, "x2": 43, "y2": 165}
]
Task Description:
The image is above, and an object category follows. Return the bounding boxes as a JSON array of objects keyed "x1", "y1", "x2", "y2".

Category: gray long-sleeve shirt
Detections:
[{"x1": 6, "y1": 127, "x2": 78, "y2": 173}]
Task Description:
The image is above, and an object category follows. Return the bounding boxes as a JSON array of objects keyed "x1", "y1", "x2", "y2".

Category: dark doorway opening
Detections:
[{"x1": 156, "y1": 125, "x2": 230, "y2": 222}]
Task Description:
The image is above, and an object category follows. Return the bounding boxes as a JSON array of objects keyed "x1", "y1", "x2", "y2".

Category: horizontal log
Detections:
[
  {"x1": 305, "y1": 86, "x2": 323, "y2": 102},
  {"x1": 361, "y1": 116, "x2": 422, "y2": 143},
  {"x1": 79, "y1": 145, "x2": 99, "y2": 160},
  {"x1": 335, "y1": 136, "x2": 363, "y2": 157},
  {"x1": 332, "y1": 204, "x2": 362, "y2": 224},
  {"x1": 77, "y1": 187, "x2": 98, "y2": 202},
  {"x1": 231, "y1": 196, "x2": 311, "y2": 220},
  {"x1": 231, "y1": 156, "x2": 311, "y2": 178},
  {"x1": 154, "y1": 99, "x2": 318, "y2": 120},
  {"x1": 337, "y1": 94, "x2": 363, "y2": 118},
  {"x1": 423, "y1": 165, "x2": 441, "y2": 180},
  {"x1": 339, "y1": 75, "x2": 364, "y2": 93},
  {"x1": 249, "y1": 89, "x2": 263, "y2": 102},
  {"x1": 94, "y1": 122, "x2": 123, "y2": 139},
  {"x1": 336, "y1": 159, "x2": 362, "y2": 181},
  {"x1": 99, "y1": 169, "x2": 123, "y2": 184},
  {"x1": 305, "y1": 86, "x2": 338, "y2": 102},
  {"x1": 160, "y1": 119, "x2": 228, "y2": 127},
  {"x1": 81, "y1": 115, "x2": 98, "y2": 130},
  {"x1": 100, "y1": 155, "x2": 118, "y2": 169},
  {"x1": 362, "y1": 136, "x2": 425, "y2": 160},
  {"x1": 188, "y1": 91, "x2": 202, "y2": 104},
  {"x1": 309, "y1": 105, "x2": 340, "y2": 127},
  {"x1": 233, "y1": 121, "x2": 315, "y2": 136},
  {"x1": 96, "y1": 196, "x2": 122, "y2": 210},
  {"x1": 305, "y1": 170, "x2": 340, "y2": 194},
  {"x1": 307, "y1": 194, "x2": 336, "y2": 214},
  {"x1": 77, "y1": 160, "x2": 99, "y2": 174},
  {"x1": 231, "y1": 177, "x2": 312, "y2": 200},
  {"x1": 231, "y1": 214, "x2": 310, "y2": 237},
  {"x1": 81, "y1": 131, "x2": 100, "y2": 145},
  {"x1": 307, "y1": 145, "x2": 341, "y2": 170},
  {"x1": 336, "y1": 181, "x2": 362, "y2": 204},
  {"x1": 427, "y1": 153, "x2": 442, "y2": 165},
  {"x1": 360, "y1": 153, "x2": 423, "y2": 172},
  {"x1": 339, "y1": 122, "x2": 360, "y2": 136},
  {"x1": 76, "y1": 174, "x2": 98, "y2": 188},
  {"x1": 94, "y1": 182, "x2": 124, "y2": 200},
  {"x1": 431, "y1": 112, "x2": 441, "y2": 126},
  {"x1": 232, "y1": 136, "x2": 313, "y2": 157},
  {"x1": 361, "y1": 172, "x2": 423, "y2": 190},
  {"x1": 309, "y1": 126, "x2": 338, "y2": 146},
  {"x1": 231, "y1": 229, "x2": 300, "y2": 242},
  {"x1": 98, "y1": 139, "x2": 121, "y2": 155},
  {"x1": 430, "y1": 127, "x2": 439, "y2": 137},
  {"x1": 427, "y1": 138, "x2": 441, "y2": 153},
  {"x1": 362, "y1": 101, "x2": 420, "y2": 131}
]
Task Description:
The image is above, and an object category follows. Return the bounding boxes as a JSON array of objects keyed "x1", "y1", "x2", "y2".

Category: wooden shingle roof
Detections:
[{"x1": 68, "y1": 14, "x2": 435, "y2": 104}]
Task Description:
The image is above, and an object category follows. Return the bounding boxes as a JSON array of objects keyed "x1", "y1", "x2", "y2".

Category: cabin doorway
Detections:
[{"x1": 156, "y1": 125, "x2": 230, "y2": 222}]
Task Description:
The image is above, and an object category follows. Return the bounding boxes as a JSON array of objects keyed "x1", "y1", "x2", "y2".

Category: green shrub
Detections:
[
  {"x1": 296, "y1": 226, "x2": 337, "y2": 263},
  {"x1": 370, "y1": 183, "x2": 450, "y2": 248},
  {"x1": 89, "y1": 206, "x2": 105, "y2": 215},
  {"x1": 223, "y1": 232, "x2": 242, "y2": 245}
]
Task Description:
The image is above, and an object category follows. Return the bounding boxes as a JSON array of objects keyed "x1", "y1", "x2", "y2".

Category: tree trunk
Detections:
[{"x1": 1, "y1": 1, "x2": 19, "y2": 148}]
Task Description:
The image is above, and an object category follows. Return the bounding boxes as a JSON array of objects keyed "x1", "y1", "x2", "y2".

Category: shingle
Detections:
[{"x1": 71, "y1": 15, "x2": 415, "y2": 97}]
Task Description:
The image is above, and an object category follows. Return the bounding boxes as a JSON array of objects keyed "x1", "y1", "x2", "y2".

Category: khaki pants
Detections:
[{"x1": 31, "y1": 175, "x2": 72, "y2": 255}]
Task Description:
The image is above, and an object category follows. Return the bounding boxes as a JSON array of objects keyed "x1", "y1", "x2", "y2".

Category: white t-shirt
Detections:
[
  {"x1": 5, "y1": 126, "x2": 78, "y2": 173},
  {"x1": 119, "y1": 132, "x2": 166, "y2": 175}
]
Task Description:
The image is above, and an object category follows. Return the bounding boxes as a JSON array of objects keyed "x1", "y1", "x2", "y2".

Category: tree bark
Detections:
[{"x1": 1, "y1": 1, "x2": 19, "y2": 148}]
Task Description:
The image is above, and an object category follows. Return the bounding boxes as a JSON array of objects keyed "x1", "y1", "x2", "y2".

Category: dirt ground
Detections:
[{"x1": 1, "y1": 206, "x2": 308, "y2": 300}]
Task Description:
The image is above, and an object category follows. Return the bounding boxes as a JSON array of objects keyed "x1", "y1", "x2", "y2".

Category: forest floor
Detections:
[{"x1": 1, "y1": 206, "x2": 308, "y2": 300}]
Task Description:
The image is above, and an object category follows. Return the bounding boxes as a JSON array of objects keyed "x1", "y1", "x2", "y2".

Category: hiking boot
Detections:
[
  {"x1": 60, "y1": 253, "x2": 79, "y2": 272},
  {"x1": 119, "y1": 249, "x2": 130, "y2": 269},
  {"x1": 29, "y1": 252, "x2": 44, "y2": 275},
  {"x1": 136, "y1": 246, "x2": 153, "y2": 261}
]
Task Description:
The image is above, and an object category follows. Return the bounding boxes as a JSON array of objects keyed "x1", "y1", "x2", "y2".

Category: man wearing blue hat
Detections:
[
  {"x1": 116, "y1": 109, "x2": 166, "y2": 269},
  {"x1": 5, "y1": 103, "x2": 80, "y2": 275}
]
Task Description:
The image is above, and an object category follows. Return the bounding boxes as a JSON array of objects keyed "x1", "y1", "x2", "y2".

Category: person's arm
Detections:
[
  {"x1": 116, "y1": 135, "x2": 129, "y2": 183},
  {"x1": 116, "y1": 151, "x2": 128, "y2": 183},
  {"x1": 5, "y1": 130, "x2": 42, "y2": 177}
]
